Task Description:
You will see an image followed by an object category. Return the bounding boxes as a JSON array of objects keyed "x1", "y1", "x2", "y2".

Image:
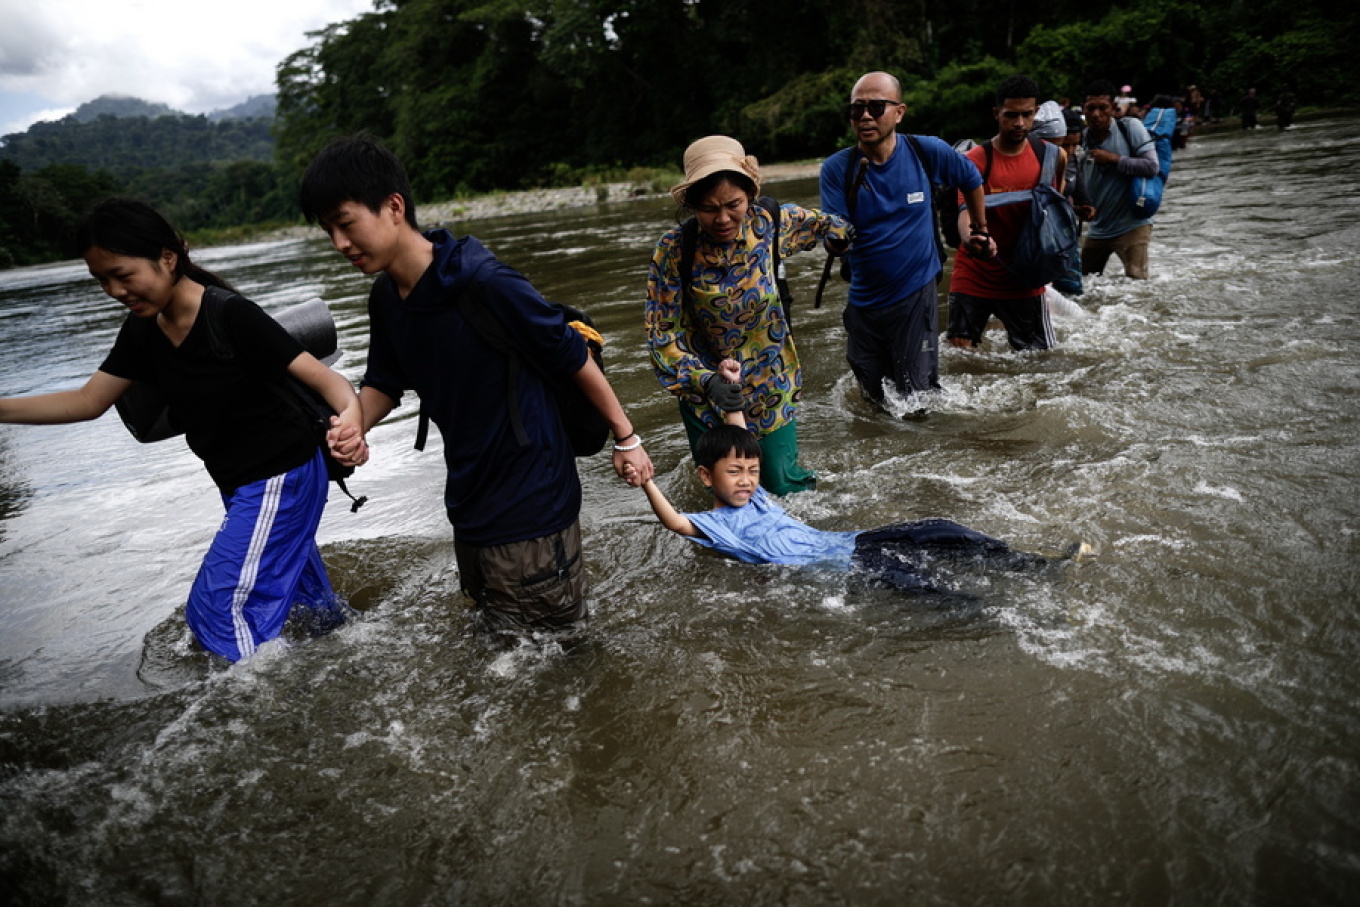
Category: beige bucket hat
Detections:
[{"x1": 670, "y1": 135, "x2": 762, "y2": 205}]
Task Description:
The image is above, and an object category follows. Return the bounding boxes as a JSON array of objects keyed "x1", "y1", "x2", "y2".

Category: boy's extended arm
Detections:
[
  {"x1": 572, "y1": 355, "x2": 654, "y2": 485},
  {"x1": 639, "y1": 478, "x2": 700, "y2": 538}
]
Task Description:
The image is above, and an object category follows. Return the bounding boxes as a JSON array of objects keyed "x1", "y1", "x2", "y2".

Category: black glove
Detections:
[
  {"x1": 703, "y1": 374, "x2": 744, "y2": 412},
  {"x1": 825, "y1": 225, "x2": 854, "y2": 255}
]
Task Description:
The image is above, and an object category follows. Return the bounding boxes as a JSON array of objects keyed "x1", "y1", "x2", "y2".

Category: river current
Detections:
[{"x1": 2, "y1": 117, "x2": 1358, "y2": 904}]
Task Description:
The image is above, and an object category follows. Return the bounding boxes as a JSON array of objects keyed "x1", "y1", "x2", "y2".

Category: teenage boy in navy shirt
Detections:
[{"x1": 301, "y1": 134, "x2": 653, "y2": 634}]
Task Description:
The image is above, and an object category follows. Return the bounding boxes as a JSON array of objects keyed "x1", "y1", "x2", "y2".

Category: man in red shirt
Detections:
[{"x1": 946, "y1": 75, "x2": 1068, "y2": 351}]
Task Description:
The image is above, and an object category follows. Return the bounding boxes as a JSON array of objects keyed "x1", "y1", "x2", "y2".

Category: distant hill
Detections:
[
  {"x1": 70, "y1": 95, "x2": 179, "y2": 122},
  {"x1": 0, "y1": 93, "x2": 277, "y2": 176},
  {"x1": 66, "y1": 93, "x2": 277, "y2": 123},
  {"x1": 210, "y1": 94, "x2": 276, "y2": 121}
]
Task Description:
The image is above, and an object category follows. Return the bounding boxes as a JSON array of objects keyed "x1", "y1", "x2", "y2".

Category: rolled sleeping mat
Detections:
[
  {"x1": 272, "y1": 296, "x2": 340, "y2": 365},
  {"x1": 115, "y1": 297, "x2": 341, "y2": 443}
]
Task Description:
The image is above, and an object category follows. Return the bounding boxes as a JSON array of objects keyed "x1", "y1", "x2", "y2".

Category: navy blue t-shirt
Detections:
[{"x1": 361, "y1": 231, "x2": 589, "y2": 547}]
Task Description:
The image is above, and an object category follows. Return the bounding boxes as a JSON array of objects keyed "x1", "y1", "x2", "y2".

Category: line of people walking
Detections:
[{"x1": 4, "y1": 68, "x2": 1161, "y2": 661}]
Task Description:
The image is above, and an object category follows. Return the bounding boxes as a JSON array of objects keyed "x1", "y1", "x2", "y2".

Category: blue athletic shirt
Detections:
[
  {"x1": 820, "y1": 134, "x2": 983, "y2": 308},
  {"x1": 685, "y1": 487, "x2": 858, "y2": 566},
  {"x1": 361, "y1": 230, "x2": 588, "y2": 547}
]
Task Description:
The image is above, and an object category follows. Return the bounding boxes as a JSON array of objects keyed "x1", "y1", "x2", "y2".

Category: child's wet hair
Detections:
[
  {"x1": 299, "y1": 132, "x2": 419, "y2": 228},
  {"x1": 694, "y1": 424, "x2": 762, "y2": 470}
]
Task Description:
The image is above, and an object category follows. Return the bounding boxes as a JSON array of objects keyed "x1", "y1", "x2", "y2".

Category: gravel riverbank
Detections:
[
  {"x1": 249, "y1": 160, "x2": 822, "y2": 242},
  {"x1": 419, "y1": 160, "x2": 823, "y2": 227}
]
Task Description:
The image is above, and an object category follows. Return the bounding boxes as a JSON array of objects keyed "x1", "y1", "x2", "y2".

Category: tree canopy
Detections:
[
  {"x1": 274, "y1": 0, "x2": 1353, "y2": 201},
  {"x1": 0, "y1": 0, "x2": 1353, "y2": 268}
]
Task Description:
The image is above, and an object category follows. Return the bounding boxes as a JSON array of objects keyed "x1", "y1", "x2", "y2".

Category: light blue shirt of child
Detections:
[{"x1": 685, "y1": 487, "x2": 859, "y2": 566}]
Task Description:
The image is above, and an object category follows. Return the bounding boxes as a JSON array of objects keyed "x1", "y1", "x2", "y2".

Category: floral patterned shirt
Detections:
[{"x1": 645, "y1": 202, "x2": 850, "y2": 436}]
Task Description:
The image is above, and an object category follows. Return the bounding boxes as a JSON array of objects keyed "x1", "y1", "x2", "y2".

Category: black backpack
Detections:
[
  {"x1": 113, "y1": 287, "x2": 368, "y2": 512},
  {"x1": 396, "y1": 270, "x2": 610, "y2": 459},
  {"x1": 677, "y1": 195, "x2": 794, "y2": 330}
]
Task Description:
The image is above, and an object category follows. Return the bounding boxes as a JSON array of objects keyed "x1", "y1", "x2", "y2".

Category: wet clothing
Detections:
[
  {"x1": 947, "y1": 291, "x2": 1056, "y2": 351},
  {"x1": 100, "y1": 291, "x2": 338, "y2": 661},
  {"x1": 842, "y1": 283, "x2": 941, "y2": 400},
  {"x1": 363, "y1": 229, "x2": 588, "y2": 549},
  {"x1": 1081, "y1": 223, "x2": 1152, "y2": 281},
  {"x1": 947, "y1": 141, "x2": 1058, "y2": 350},
  {"x1": 820, "y1": 135, "x2": 983, "y2": 398},
  {"x1": 454, "y1": 519, "x2": 586, "y2": 633},
  {"x1": 362, "y1": 229, "x2": 594, "y2": 626},
  {"x1": 1080, "y1": 118, "x2": 1159, "y2": 242},
  {"x1": 684, "y1": 487, "x2": 1018, "y2": 591},
  {"x1": 187, "y1": 447, "x2": 337, "y2": 661},
  {"x1": 101, "y1": 294, "x2": 312, "y2": 494},
  {"x1": 647, "y1": 202, "x2": 848, "y2": 494},
  {"x1": 686, "y1": 487, "x2": 858, "y2": 566}
]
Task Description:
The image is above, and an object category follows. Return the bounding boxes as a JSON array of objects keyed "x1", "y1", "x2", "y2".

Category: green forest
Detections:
[{"x1": 0, "y1": 0, "x2": 1352, "y2": 268}]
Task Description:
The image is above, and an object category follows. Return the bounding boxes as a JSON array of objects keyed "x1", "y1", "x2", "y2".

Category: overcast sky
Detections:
[{"x1": 0, "y1": 0, "x2": 375, "y2": 136}]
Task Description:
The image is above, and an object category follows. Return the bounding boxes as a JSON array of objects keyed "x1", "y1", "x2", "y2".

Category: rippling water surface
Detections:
[{"x1": 2, "y1": 118, "x2": 1358, "y2": 904}]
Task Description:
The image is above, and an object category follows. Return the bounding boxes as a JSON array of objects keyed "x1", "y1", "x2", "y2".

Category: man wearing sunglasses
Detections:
[{"x1": 820, "y1": 71, "x2": 993, "y2": 408}]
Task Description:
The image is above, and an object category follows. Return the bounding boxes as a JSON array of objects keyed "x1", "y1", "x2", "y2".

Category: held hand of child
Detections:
[
  {"x1": 613, "y1": 445, "x2": 653, "y2": 486},
  {"x1": 717, "y1": 357, "x2": 741, "y2": 384}
]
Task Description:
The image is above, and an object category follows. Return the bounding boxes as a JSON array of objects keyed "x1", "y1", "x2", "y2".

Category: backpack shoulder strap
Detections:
[
  {"x1": 756, "y1": 195, "x2": 794, "y2": 329},
  {"x1": 755, "y1": 195, "x2": 783, "y2": 287},
  {"x1": 815, "y1": 148, "x2": 866, "y2": 311},
  {"x1": 1030, "y1": 136, "x2": 1059, "y2": 187},
  {"x1": 1114, "y1": 116, "x2": 1132, "y2": 154},
  {"x1": 678, "y1": 215, "x2": 700, "y2": 305},
  {"x1": 368, "y1": 273, "x2": 436, "y2": 453},
  {"x1": 844, "y1": 146, "x2": 867, "y2": 218},
  {"x1": 198, "y1": 285, "x2": 237, "y2": 360},
  {"x1": 903, "y1": 134, "x2": 947, "y2": 272}
]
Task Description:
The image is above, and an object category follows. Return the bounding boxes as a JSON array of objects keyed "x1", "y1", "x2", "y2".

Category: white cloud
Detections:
[{"x1": 0, "y1": 0, "x2": 375, "y2": 118}]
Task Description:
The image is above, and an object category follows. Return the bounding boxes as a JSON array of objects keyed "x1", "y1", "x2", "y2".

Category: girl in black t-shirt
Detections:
[{"x1": 0, "y1": 198, "x2": 368, "y2": 662}]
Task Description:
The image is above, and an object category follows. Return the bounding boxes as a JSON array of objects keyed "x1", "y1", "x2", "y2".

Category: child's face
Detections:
[
  {"x1": 317, "y1": 195, "x2": 405, "y2": 275},
  {"x1": 698, "y1": 452, "x2": 761, "y2": 508}
]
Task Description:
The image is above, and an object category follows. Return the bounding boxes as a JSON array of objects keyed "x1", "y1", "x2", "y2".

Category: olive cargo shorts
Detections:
[{"x1": 454, "y1": 520, "x2": 588, "y2": 633}]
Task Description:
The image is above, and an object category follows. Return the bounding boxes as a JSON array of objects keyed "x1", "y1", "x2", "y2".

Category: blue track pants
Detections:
[{"x1": 186, "y1": 448, "x2": 334, "y2": 661}]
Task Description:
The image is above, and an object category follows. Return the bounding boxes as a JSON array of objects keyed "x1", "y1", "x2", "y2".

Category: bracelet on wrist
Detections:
[
  {"x1": 613, "y1": 434, "x2": 644, "y2": 452},
  {"x1": 969, "y1": 223, "x2": 989, "y2": 234},
  {"x1": 614, "y1": 430, "x2": 637, "y2": 444}
]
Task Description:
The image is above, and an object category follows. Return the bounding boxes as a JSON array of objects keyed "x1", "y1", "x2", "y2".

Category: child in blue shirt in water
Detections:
[{"x1": 630, "y1": 416, "x2": 1062, "y2": 592}]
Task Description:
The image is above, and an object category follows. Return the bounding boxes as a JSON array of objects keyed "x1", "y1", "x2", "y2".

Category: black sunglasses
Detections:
[{"x1": 846, "y1": 99, "x2": 900, "y2": 119}]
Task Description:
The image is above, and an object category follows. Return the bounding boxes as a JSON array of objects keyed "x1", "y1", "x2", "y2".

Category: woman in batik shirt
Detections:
[{"x1": 645, "y1": 136, "x2": 851, "y2": 495}]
